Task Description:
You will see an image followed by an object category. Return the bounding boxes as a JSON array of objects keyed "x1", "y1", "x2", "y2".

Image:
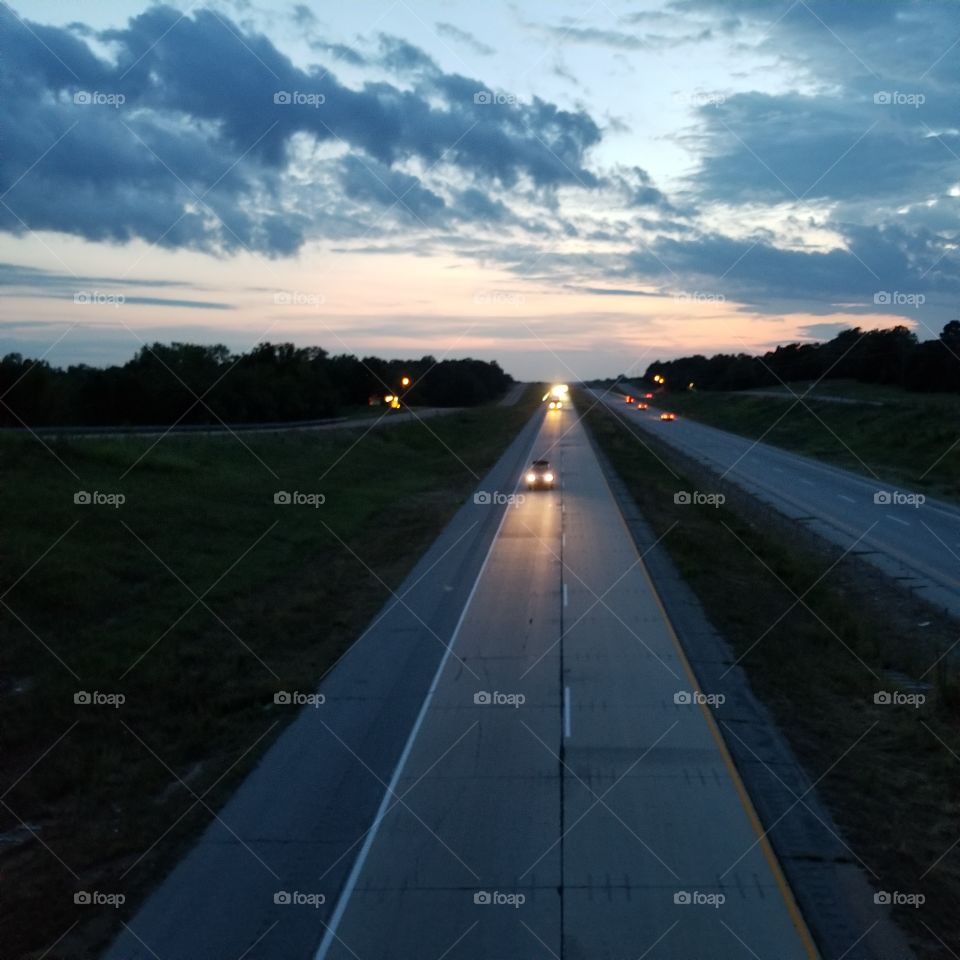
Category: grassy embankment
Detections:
[{"x1": 0, "y1": 387, "x2": 540, "y2": 959}]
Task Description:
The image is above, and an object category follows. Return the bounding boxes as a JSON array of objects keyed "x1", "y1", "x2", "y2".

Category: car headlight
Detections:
[
  {"x1": 526, "y1": 472, "x2": 536, "y2": 483},
  {"x1": 544, "y1": 472, "x2": 554, "y2": 482}
]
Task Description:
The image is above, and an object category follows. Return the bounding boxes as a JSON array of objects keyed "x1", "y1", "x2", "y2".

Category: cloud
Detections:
[
  {"x1": 0, "y1": 4, "x2": 604, "y2": 255},
  {"x1": 435, "y1": 22, "x2": 495, "y2": 56}
]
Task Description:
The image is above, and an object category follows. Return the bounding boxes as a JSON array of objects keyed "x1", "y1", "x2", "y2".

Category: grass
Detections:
[
  {"x1": 0, "y1": 386, "x2": 540, "y2": 960},
  {"x1": 644, "y1": 380, "x2": 960, "y2": 502},
  {"x1": 578, "y1": 392, "x2": 960, "y2": 960}
]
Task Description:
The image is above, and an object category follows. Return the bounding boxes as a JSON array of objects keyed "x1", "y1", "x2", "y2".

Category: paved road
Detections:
[
  {"x1": 596, "y1": 390, "x2": 960, "y2": 619},
  {"x1": 105, "y1": 403, "x2": 818, "y2": 959},
  {"x1": 11, "y1": 406, "x2": 463, "y2": 439}
]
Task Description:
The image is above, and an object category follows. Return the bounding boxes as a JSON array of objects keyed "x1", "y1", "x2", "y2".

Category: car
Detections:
[
  {"x1": 624, "y1": 395, "x2": 634, "y2": 404},
  {"x1": 659, "y1": 412, "x2": 677, "y2": 421},
  {"x1": 547, "y1": 400, "x2": 563, "y2": 409},
  {"x1": 644, "y1": 392, "x2": 654, "y2": 399},
  {"x1": 525, "y1": 459, "x2": 555, "y2": 489},
  {"x1": 637, "y1": 402, "x2": 649, "y2": 410}
]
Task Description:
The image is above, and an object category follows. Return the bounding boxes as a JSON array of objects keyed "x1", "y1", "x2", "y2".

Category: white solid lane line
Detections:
[{"x1": 563, "y1": 686, "x2": 571, "y2": 739}]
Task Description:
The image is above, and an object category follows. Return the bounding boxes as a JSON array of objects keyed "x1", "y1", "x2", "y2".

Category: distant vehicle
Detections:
[
  {"x1": 548, "y1": 400, "x2": 563, "y2": 409},
  {"x1": 644, "y1": 392, "x2": 654, "y2": 399},
  {"x1": 659, "y1": 412, "x2": 677, "y2": 421},
  {"x1": 525, "y1": 459, "x2": 555, "y2": 489},
  {"x1": 624, "y1": 395, "x2": 635, "y2": 404},
  {"x1": 637, "y1": 402, "x2": 649, "y2": 410}
]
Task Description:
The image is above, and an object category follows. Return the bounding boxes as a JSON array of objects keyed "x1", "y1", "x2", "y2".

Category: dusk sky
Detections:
[{"x1": 3, "y1": 0, "x2": 959, "y2": 380}]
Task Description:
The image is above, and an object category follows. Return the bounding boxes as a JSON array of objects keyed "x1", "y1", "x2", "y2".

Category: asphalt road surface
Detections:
[
  {"x1": 596, "y1": 390, "x2": 960, "y2": 619},
  {"x1": 105, "y1": 404, "x2": 818, "y2": 959}
]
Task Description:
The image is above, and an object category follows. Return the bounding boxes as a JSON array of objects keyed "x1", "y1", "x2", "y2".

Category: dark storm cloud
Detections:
[{"x1": 0, "y1": 4, "x2": 603, "y2": 255}]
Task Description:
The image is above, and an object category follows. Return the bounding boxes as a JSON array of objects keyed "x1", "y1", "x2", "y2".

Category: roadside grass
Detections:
[
  {"x1": 646, "y1": 382, "x2": 960, "y2": 502},
  {"x1": 579, "y1": 393, "x2": 960, "y2": 960},
  {"x1": 0, "y1": 386, "x2": 540, "y2": 960}
]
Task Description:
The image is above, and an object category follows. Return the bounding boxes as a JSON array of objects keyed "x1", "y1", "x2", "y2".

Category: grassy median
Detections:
[
  {"x1": 0, "y1": 388, "x2": 539, "y2": 960},
  {"x1": 578, "y1": 392, "x2": 960, "y2": 960},
  {"x1": 643, "y1": 380, "x2": 960, "y2": 502}
]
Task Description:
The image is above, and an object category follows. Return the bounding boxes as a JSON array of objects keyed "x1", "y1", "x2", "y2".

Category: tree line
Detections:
[
  {"x1": 642, "y1": 323, "x2": 960, "y2": 393},
  {"x1": 0, "y1": 342, "x2": 513, "y2": 427}
]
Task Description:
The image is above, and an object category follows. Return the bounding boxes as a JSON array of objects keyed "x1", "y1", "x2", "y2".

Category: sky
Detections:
[{"x1": 2, "y1": 0, "x2": 959, "y2": 381}]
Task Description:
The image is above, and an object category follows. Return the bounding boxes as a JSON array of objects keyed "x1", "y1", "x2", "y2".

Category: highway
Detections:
[
  {"x1": 106, "y1": 403, "x2": 818, "y2": 959},
  {"x1": 595, "y1": 390, "x2": 960, "y2": 620}
]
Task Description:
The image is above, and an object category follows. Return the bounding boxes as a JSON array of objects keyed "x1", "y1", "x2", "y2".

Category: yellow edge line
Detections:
[{"x1": 586, "y1": 400, "x2": 822, "y2": 960}]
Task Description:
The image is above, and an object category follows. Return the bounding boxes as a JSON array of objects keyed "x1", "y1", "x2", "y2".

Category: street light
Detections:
[{"x1": 401, "y1": 376, "x2": 411, "y2": 387}]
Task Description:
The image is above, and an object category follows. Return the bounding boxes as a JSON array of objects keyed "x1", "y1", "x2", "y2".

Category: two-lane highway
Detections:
[
  {"x1": 316, "y1": 406, "x2": 817, "y2": 958},
  {"x1": 596, "y1": 390, "x2": 960, "y2": 619},
  {"x1": 106, "y1": 402, "x2": 819, "y2": 959}
]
